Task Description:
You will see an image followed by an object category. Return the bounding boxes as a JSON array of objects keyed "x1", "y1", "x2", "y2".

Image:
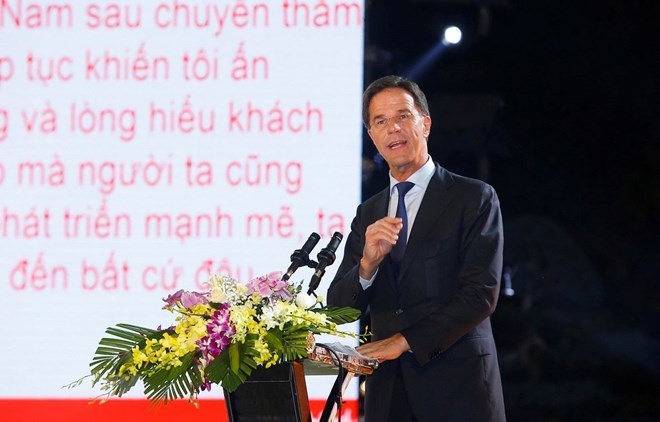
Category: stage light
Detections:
[
  {"x1": 402, "y1": 25, "x2": 464, "y2": 80},
  {"x1": 442, "y1": 25, "x2": 463, "y2": 45}
]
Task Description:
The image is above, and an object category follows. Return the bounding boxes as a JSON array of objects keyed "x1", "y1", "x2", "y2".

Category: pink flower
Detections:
[
  {"x1": 246, "y1": 271, "x2": 292, "y2": 301},
  {"x1": 162, "y1": 289, "x2": 208, "y2": 310}
]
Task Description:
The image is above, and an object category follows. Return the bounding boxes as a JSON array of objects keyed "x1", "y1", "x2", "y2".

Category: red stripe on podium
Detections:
[{"x1": 0, "y1": 399, "x2": 359, "y2": 422}]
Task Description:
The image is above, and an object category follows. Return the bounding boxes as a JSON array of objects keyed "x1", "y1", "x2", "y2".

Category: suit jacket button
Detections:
[{"x1": 395, "y1": 308, "x2": 404, "y2": 316}]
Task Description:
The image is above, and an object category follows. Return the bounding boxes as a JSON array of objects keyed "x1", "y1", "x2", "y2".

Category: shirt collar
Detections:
[{"x1": 389, "y1": 156, "x2": 435, "y2": 194}]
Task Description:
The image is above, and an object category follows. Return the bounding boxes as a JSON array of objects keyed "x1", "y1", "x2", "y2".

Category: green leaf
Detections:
[
  {"x1": 315, "y1": 306, "x2": 361, "y2": 324},
  {"x1": 278, "y1": 328, "x2": 311, "y2": 362},
  {"x1": 264, "y1": 329, "x2": 284, "y2": 352},
  {"x1": 205, "y1": 353, "x2": 229, "y2": 384},
  {"x1": 228, "y1": 342, "x2": 240, "y2": 375},
  {"x1": 143, "y1": 352, "x2": 200, "y2": 403},
  {"x1": 205, "y1": 339, "x2": 259, "y2": 393}
]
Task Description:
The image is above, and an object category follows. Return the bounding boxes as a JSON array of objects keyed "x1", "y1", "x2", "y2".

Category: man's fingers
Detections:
[{"x1": 366, "y1": 218, "x2": 403, "y2": 244}]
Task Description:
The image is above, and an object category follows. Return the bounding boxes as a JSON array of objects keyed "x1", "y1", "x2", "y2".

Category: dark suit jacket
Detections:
[{"x1": 328, "y1": 163, "x2": 506, "y2": 421}]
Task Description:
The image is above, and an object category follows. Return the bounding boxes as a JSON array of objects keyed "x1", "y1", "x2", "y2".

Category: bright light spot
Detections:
[{"x1": 443, "y1": 26, "x2": 462, "y2": 45}]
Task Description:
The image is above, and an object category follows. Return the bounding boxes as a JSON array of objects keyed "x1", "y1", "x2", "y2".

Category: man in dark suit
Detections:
[{"x1": 327, "y1": 75, "x2": 506, "y2": 421}]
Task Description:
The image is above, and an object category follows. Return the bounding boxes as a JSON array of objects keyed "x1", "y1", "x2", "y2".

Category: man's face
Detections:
[{"x1": 367, "y1": 88, "x2": 432, "y2": 181}]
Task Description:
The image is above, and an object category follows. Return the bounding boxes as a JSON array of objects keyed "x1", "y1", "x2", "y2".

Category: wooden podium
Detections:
[{"x1": 224, "y1": 343, "x2": 378, "y2": 422}]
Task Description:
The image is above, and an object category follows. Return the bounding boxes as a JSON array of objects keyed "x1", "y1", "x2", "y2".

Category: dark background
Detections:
[{"x1": 360, "y1": 1, "x2": 659, "y2": 420}]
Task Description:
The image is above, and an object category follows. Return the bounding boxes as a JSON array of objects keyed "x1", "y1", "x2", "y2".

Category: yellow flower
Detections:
[
  {"x1": 253, "y1": 337, "x2": 274, "y2": 366},
  {"x1": 160, "y1": 333, "x2": 178, "y2": 349},
  {"x1": 235, "y1": 283, "x2": 248, "y2": 296}
]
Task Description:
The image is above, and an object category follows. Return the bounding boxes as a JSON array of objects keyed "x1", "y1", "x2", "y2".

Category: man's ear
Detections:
[{"x1": 423, "y1": 115, "x2": 432, "y2": 137}]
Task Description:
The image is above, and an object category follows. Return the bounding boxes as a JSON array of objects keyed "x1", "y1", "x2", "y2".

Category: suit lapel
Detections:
[
  {"x1": 365, "y1": 187, "x2": 389, "y2": 221},
  {"x1": 399, "y1": 165, "x2": 455, "y2": 277}
]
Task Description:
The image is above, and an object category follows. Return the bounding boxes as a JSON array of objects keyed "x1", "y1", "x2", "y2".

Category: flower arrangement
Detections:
[{"x1": 84, "y1": 271, "x2": 360, "y2": 403}]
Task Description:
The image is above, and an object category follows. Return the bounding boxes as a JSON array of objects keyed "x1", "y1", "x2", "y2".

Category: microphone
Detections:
[
  {"x1": 282, "y1": 232, "x2": 321, "y2": 281},
  {"x1": 307, "y1": 232, "x2": 343, "y2": 295}
]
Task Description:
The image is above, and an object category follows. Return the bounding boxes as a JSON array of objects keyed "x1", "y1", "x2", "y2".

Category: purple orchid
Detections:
[{"x1": 197, "y1": 303, "x2": 235, "y2": 362}]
